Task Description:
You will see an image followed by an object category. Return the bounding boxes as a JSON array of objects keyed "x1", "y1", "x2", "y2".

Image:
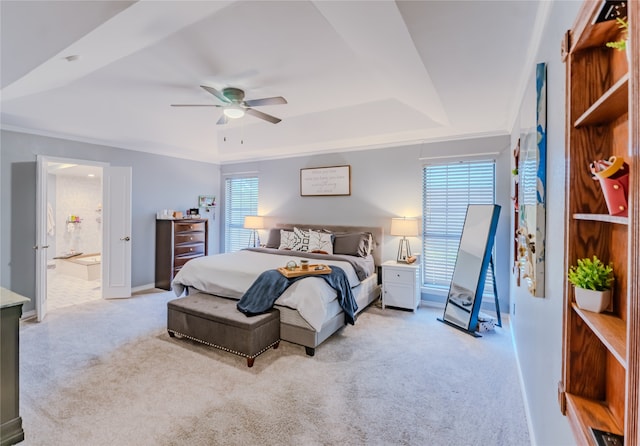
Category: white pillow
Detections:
[
  {"x1": 279, "y1": 227, "x2": 334, "y2": 254},
  {"x1": 308, "y1": 230, "x2": 333, "y2": 255},
  {"x1": 290, "y1": 227, "x2": 311, "y2": 252},
  {"x1": 278, "y1": 230, "x2": 295, "y2": 250}
]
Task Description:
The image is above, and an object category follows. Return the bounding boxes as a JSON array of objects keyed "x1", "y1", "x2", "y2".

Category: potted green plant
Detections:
[
  {"x1": 567, "y1": 256, "x2": 614, "y2": 313},
  {"x1": 606, "y1": 17, "x2": 630, "y2": 62}
]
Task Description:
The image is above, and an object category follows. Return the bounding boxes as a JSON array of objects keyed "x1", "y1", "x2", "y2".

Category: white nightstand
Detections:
[{"x1": 382, "y1": 260, "x2": 420, "y2": 311}]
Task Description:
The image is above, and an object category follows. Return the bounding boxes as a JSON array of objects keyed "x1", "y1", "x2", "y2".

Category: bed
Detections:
[{"x1": 171, "y1": 224, "x2": 383, "y2": 356}]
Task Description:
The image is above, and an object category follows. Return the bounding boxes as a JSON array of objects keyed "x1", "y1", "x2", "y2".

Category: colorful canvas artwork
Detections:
[{"x1": 516, "y1": 62, "x2": 547, "y2": 297}]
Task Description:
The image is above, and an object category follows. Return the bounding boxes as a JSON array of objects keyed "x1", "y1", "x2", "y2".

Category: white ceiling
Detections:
[{"x1": 0, "y1": 1, "x2": 548, "y2": 164}]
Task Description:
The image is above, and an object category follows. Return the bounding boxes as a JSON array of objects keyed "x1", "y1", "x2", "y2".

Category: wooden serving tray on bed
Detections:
[{"x1": 277, "y1": 264, "x2": 332, "y2": 278}]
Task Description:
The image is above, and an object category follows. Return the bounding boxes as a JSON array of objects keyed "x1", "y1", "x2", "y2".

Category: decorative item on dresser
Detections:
[
  {"x1": 155, "y1": 218, "x2": 208, "y2": 291},
  {"x1": 559, "y1": 0, "x2": 639, "y2": 444},
  {"x1": 381, "y1": 260, "x2": 420, "y2": 311}
]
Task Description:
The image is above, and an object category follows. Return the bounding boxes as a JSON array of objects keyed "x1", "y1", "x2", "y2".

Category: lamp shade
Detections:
[
  {"x1": 243, "y1": 215, "x2": 264, "y2": 229},
  {"x1": 224, "y1": 105, "x2": 245, "y2": 119},
  {"x1": 390, "y1": 218, "x2": 418, "y2": 237}
]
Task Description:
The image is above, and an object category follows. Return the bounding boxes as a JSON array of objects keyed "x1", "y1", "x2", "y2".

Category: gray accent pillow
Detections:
[
  {"x1": 333, "y1": 232, "x2": 372, "y2": 257},
  {"x1": 266, "y1": 228, "x2": 284, "y2": 249}
]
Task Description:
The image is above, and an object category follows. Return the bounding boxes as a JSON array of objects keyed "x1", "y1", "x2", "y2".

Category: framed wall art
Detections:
[
  {"x1": 198, "y1": 195, "x2": 216, "y2": 208},
  {"x1": 515, "y1": 62, "x2": 547, "y2": 297},
  {"x1": 300, "y1": 165, "x2": 351, "y2": 196}
]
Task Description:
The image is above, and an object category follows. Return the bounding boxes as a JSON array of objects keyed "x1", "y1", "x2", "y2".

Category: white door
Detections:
[
  {"x1": 102, "y1": 166, "x2": 132, "y2": 298},
  {"x1": 35, "y1": 156, "x2": 49, "y2": 321}
]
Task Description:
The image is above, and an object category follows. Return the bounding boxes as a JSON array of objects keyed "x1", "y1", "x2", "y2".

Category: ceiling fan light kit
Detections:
[
  {"x1": 223, "y1": 105, "x2": 245, "y2": 119},
  {"x1": 172, "y1": 85, "x2": 287, "y2": 125}
]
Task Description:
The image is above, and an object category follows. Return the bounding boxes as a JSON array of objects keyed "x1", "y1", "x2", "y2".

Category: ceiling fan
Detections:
[{"x1": 171, "y1": 86, "x2": 287, "y2": 124}]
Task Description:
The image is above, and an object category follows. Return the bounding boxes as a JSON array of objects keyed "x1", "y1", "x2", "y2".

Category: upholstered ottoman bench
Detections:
[{"x1": 167, "y1": 293, "x2": 280, "y2": 367}]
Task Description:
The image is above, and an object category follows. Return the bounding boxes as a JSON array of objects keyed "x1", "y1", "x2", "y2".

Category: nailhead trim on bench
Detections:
[{"x1": 168, "y1": 329, "x2": 280, "y2": 364}]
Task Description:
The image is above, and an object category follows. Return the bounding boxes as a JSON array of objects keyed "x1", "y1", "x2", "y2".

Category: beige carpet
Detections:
[{"x1": 19, "y1": 290, "x2": 530, "y2": 445}]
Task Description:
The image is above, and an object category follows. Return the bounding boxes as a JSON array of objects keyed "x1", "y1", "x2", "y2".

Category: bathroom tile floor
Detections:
[{"x1": 47, "y1": 270, "x2": 101, "y2": 311}]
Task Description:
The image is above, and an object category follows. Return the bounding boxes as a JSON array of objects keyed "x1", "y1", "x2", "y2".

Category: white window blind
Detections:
[
  {"x1": 224, "y1": 177, "x2": 258, "y2": 253},
  {"x1": 422, "y1": 161, "x2": 496, "y2": 297}
]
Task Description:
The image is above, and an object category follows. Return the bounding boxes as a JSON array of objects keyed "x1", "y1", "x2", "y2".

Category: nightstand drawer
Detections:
[{"x1": 383, "y1": 268, "x2": 415, "y2": 284}]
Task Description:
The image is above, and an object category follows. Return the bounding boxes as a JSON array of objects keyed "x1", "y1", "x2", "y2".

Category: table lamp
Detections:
[
  {"x1": 243, "y1": 215, "x2": 264, "y2": 248},
  {"x1": 390, "y1": 217, "x2": 418, "y2": 262}
]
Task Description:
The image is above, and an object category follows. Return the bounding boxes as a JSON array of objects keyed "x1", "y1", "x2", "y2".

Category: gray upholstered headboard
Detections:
[{"x1": 275, "y1": 223, "x2": 384, "y2": 267}]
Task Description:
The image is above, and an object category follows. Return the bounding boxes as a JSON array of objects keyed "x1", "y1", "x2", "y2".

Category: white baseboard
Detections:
[
  {"x1": 21, "y1": 309, "x2": 36, "y2": 320},
  {"x1": 511, "y1": 326, "x2": 536, "y2": 446},
  {"x1": 132, "y1": 283, "x2": 156, "y2": 293}
]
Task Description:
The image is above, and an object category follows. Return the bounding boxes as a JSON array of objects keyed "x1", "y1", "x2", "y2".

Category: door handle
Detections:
[
  {"x1": 33, "y1": 245, "x2": 50, "y2": 249},
  {"x1": 120, "y1": 236, "x2": 131, "y2": 241}
]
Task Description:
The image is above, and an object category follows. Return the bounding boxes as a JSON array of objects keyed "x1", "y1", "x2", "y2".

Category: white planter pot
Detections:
[{"x1": 574, "y1": 287, "x2": 611, "y2": 313}]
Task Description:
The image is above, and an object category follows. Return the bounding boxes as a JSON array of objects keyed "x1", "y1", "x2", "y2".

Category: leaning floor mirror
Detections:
[{"x1": 439, "y1": 204, "x2": 501, "y2": 336}]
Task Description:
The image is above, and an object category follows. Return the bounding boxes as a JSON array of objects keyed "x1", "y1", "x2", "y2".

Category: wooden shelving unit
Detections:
[
  {"x1": 573, "y1": 304, "x2": 627, "y2": 367},
  {"x1": 573, "y1": 213, "x2": 629, "y2": 224},
  {"x1": 574, "y1": 74, "x2": 629, "y2": 127},
  {"x1": 560, "y1": 1, "x2": 639, "y2": 445}
]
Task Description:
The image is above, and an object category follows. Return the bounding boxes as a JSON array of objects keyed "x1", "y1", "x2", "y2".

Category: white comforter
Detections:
[{"x1": 171, "y1": 250, "x2": 361, "y2": 331}]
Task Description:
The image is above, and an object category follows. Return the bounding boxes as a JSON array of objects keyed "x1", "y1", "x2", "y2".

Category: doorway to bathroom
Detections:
[
  {"x1": 46, "y1": 161, "x2": 104, "y2": 311},
  {"x1": 35, "y1": 155, "x2": 132, "y2": 321}
]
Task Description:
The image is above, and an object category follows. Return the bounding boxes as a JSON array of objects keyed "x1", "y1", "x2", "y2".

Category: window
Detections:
[
  {"x1": 224, "y1": 177, "x2": 258, "y2": 252},
  {"x1": 422, "y1": 160, "x2": 496, "y2": 297}
]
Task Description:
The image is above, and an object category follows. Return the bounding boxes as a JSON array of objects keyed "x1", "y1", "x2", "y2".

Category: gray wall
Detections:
[
  {"x1": 1, "y1": 130, "x2": 220, "y2": 312},
  {"x1": 509, "y1": 1, "x2": 581, "y2": 444},
  {"x1": 220, "y1": 135, "x2": 511, "y2": 310}
]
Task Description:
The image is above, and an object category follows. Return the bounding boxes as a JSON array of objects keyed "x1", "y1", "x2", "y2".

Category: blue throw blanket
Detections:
[{"x1": 236, "y1": 266, "x2": 358, "y2": 325}]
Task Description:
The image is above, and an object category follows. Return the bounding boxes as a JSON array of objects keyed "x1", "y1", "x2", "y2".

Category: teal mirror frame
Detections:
[{"x1": 440, "y1": 204, "x2": 501, "y2": 335}]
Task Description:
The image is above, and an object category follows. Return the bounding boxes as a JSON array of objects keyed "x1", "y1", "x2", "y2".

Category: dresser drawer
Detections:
[
  {"x1": 174, "y1": 253, "x2": 203, "y2": 268},
  {"x1": 174, "y1": 244, "x2": 204, "y2": 257},
  {"x1": 383, "y1": 267, "x2": 415, "y2": 284},
  {"x1": 174, "y1": 221, "x2": 206, "y2": 233},
  {"x1": 175, "y1": 232, "x2": 205, "y2": 245}
]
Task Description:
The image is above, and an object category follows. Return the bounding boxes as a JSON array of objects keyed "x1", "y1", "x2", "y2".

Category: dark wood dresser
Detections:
[
  {"x1": 155, "y1": 218, "x2": 208, "y2": 290},
  {"x1": 1, "y1": 288, "x2": 28, "y2": 446}
]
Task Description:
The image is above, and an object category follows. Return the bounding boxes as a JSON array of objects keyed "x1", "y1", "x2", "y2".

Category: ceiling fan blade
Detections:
[
  {"x1": 170, "y1": 104, "x2": 223, "y2": 107},
  {"x1": 200, "y1": 85, "x2": 230, "y2": 103},
  {"x1": 243, "y1": 96, "x2": 288, "y2": 107},
  {"x1": 216, "y1": 114, "x2": 229, "y2": 125},
  {"x1": 245, "y1": 107, "x2": 281, "y2": 124}
]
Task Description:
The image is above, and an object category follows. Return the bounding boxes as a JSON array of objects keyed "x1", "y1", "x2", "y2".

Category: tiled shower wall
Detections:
[{"x1": 53, "y1": 175, "x2": 102, "y2": 256}]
